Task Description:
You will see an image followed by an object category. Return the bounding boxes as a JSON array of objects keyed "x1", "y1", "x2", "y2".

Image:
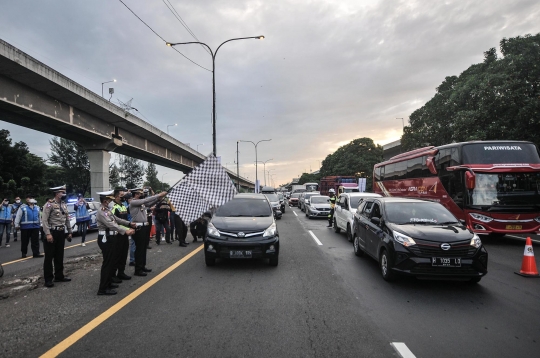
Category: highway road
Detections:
[{"x1": 0, "y1": 207, "x2": 538, "y2": 357}]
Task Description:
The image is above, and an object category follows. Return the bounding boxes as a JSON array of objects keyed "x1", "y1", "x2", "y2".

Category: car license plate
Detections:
[
  {"x1": 230, "y1": 250, "x2": 252, "y2": 258},
  {"x1": 432, "y1": 257, "x2": 461, "y2": 267},
  {"x1": 506, "y1": 225, "x2": 522, "y2": 230}
]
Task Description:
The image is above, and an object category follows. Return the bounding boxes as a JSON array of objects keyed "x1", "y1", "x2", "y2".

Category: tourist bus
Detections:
[{"x1": 373, "y1": 141, "x2": 540, "y2": 236}]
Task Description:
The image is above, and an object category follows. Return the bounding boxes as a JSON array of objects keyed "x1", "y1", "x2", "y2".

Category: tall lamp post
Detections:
[
  {"x1": 397, "y1": 118, "x2": 404, "y2": 131},
  {"x1": 239, "y1": 139, "x2": 271, "y2": 193},
  {"x1": 166, "y1": 36, "x2": 265, "y2": 156},
  {"x1": 167, "y1": 123, "x2": 177, "y2": 134},
  {"x1": 254, "y1": 159, "x2": 273, "y2": 186},
  {"x1": 196, "y1": 143, "x2": 204, "y2": 152},
  {"x1": 102, "y1": 79, "x2": 116, "y2": 98}
]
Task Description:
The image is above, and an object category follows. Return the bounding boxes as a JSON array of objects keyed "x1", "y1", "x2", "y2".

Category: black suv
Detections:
[
  {"x1": 353, "y1": 197, "x2": 488, "y2": 282},
  {"x1": 205, "y1": 194, "x2": 279, "y2": 266}
]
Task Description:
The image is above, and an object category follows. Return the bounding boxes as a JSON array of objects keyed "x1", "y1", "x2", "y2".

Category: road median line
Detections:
[
  {"x1": 391, "y1": 342, "x2": 416, "y2": 358},
  {"x1": 308, "y1": 230, "x2": 323, "y2": 245},
  {"x1": 40, "y1": 244, "x2": 204, "y2": 358}
]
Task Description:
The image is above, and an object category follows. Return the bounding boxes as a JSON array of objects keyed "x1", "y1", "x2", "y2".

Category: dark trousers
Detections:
[
  {"x1": 169, "y1": 216, "x2": 175, "y2": 241},
  {"x1": 174, "y1": 216, "x2": 187, "y2": 242},
  {"x1": 78, "y1": 220, "x2": 89, "y2": 243},
  {"x1": 155, "y1": 220, "x2": 171, "y2": 244},
  {"x1": 190, "y1": 222, "x2": 207, "y2": 239},
  {"x1": 97, "y1": 234, "x2": 116, "y2": 292},
  {"x1": 0, "y1": 222, "x2": 11, "y2": 245},
  {"x1": 133, "y1": 226, "x2": 149, "y2": 272},
  {"x1": 114, "y1": 234, "x2": 129, "y2": 275},
  {"x1": 328, "y1": 208, "x2": 335, "y2": 225},
  {"x1": 43, "y1": 230, "x2": 66, "y2": 282},
  {"x1": 21, "y1": 228, "x2": 40, "y2": 256}
]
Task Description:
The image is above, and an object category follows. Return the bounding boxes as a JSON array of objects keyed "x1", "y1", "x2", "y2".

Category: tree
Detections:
[
  {"x1": 48, "y1": 137, "x2": 90, "y2": 195},
  {"x1": 109, "y1": 163, "x2": 121, "y2": 189},
  {"x1": 298, "y1": 172, "x2": 321, "y2": 185},
  {"x1": 402, "y1": 33, "x2": 540, "y2": 151},
  {"x1": 119, "y1": 155, "x2": 145, "y2": 188},
  {"x1": 144, "y1": 162, "x2": 161, "y2": 190},
  {"x1": 320, "y1": 137, "x2": 383, "y2": 190}
]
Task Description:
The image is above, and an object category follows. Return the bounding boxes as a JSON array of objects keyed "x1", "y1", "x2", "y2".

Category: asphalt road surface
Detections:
[{"x1": 0, "y1": 209, "x2": 538, "y2": 358}]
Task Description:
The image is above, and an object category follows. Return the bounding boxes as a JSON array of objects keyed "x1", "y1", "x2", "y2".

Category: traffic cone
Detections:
[{"x1": 514, "y1": 237, "x2": 540, "y2": 277}]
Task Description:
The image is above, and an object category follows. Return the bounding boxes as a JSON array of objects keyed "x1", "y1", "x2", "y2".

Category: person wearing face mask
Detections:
[
  {"x1": 14, "y1": 194, "x2": 43, "y2": 258},
  {"x1": 41, "y1": 185, "x2": 73, "y2": 288},
  {"x1": 11, "y1": 197, "x2": 22, "y2": 242},
  {"x1": 0, "y1": 198, "x2": 13, "y2": 247}
]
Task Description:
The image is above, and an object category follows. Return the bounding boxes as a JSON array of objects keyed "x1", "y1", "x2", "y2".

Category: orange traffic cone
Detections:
[{"x1": 514, "y1": 237, "x2": 540, "y2": 277}]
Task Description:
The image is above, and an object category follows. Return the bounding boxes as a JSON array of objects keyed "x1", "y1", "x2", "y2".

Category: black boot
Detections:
[{"x1": 179, "y1": 241, "x2": 187, "y2": 247}]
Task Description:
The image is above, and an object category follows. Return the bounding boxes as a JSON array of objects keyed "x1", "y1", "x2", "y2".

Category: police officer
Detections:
[
  {"x1": 41, "y1": 185, "x2": 72, "y2": 288},
  {"x1": 14, "y1": 194, "x2": 43, "y2": 258},
  {"x1": 129, "y1": 188, "x2": 167, "y2": 276},
  {"x1": 111, "y1": 187, "x2": 131, "y2": 281},
  {"x1": 327, "y1": 188, "x2": 337, "y2": 228},
  {"x1": 190, "y1": 212, "x2": 212, "y2": 243},
  {"x1": 96, "y1": 191, "x2": 135, "y2": 295}
]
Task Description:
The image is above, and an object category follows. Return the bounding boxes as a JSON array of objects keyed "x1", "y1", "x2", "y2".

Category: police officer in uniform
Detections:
[
  {"x1": 327, "y1": 188, "x2": 337, "y2": 228},
  {"x1": 41, "y1": 185, "x2": 72, "y2": 288},
  {"x1": 96, "y1": 191, "x2": 135, "y2": 295},
  {"x1": 111, "y1": 187, "x2": 131, "y2": 281},
  {"x1": 129, "y1": 188, "x2": 167, "y2": 276}
]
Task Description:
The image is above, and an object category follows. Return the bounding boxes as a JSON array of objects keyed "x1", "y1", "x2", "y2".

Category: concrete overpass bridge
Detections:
[{"x1": 0, "y1": 39, "x2": 254, "y2": 196}]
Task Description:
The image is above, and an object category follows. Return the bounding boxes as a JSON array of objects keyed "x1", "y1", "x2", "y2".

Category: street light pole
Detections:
[
  {"x1": 161, "y1": 173, "x2": 168, "y2": 191},
  {"x1": 239, "y1": 139, "x2": 271, "y2": 193},
  {"x1": 236, "y1": 141, "x2": 240, "y2": 192},
  {"x1": 397, "y1": 118, "x2": 404, "y2": 131},
  {"x1": 254, "y1": 158, "x2": 273, "y2": 186},
  {"x1": 166, "y1": 36, "x2": 265, "y2": 156},
  {"x1": 196, "y1": 143, "x2": 204, "y2": 152},
  {"x1": 167, "y1": 123, "x2": 178, "y2": 134},
  {"x1": 101, "y1": 79, "x2": 116, "y2": 98}
]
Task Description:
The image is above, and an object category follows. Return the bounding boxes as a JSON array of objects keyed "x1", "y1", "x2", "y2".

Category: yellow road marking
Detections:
[
  {"x1": 3, "y1": 239, "x2": 98, "y2": 266},
  {"x1": 40, "y1": 244, "x2": 204, "y2": 358}
]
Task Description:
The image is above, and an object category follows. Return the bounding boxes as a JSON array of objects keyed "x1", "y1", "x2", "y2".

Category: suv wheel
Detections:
[
  {"x1": 269, "y1": 256, "x2": 279, "y2": 266},
  {"x1": 205, "y1": 252, "x2": 215, "y2": 266},
  {"x1": 353, "y1": 234, "x2": 364, "y2": 257},
  {"x1": 380, "y1": 249, "x2": 396, "y2": 281},
  {"x1": 346, "y1": 224, "x2": 353, "y2": 242},
  {"x1": 333, "y1": 219, "x2": 341, "y2": 233}
]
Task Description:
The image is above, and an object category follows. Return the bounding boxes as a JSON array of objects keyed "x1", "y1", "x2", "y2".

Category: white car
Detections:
[{"x1": 333, "y1": 192, "x2": 382, "y2": 241}]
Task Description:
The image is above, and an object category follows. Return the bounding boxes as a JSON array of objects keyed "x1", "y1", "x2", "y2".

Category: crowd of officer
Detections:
[{"x1": 1, "y1": 184, "x2": 210, "y2": 296}]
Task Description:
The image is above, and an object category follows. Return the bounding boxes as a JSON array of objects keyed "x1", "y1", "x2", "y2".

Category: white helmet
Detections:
[{"x1": 329, "y1": 188, "x2": 335, "y2": 193}]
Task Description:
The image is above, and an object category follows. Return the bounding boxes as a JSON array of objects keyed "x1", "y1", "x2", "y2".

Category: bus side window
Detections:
[
  {"x1": 385, "y1": 164, "x2": 396, "y2": 180},
  {"x1": 374, "y1": 167, "x2": 381, "y2": 181}
]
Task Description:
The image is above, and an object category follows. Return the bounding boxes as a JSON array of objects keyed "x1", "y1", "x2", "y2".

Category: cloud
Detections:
[{"x1": 1, "y1": 0, "x2": 539, "y2": 186}]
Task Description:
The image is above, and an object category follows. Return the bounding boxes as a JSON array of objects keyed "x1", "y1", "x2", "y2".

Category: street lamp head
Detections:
[
  {"x1": 166, "y1": 42, "x2": 172, "y2": 47},
  {"x1": 258, "y1": 36, "x2": 265, "y2": 40},
  {"x1": 113, "y1": 79, "x2": 117, "y2": 82}
]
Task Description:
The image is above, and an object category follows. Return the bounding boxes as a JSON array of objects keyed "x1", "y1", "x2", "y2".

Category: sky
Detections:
[{"x1": 1, "y1": 0, "x2": 539, "y2": 188}]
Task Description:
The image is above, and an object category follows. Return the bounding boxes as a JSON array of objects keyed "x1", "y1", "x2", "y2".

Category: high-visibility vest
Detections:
[{"x1": 17, "y1": 204, "x2": 41, "y2": 229}]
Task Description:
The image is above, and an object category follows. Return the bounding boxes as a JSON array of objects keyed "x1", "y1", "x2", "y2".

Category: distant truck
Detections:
[
  {"x1": 320, "y1": 176, "x2": 359, "y2": 196},
  {"x1": 291, "y1": 184, "x2": 306, "y2": 194},
  {"x1": 304, "y1": 182, "x2": 319, "y2": 192}
]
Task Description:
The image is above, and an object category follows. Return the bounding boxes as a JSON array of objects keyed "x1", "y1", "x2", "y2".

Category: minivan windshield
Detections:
[
  {"x1": 215, "y1": 198, "x2": 272, "y2": 217},
  {"x1": 290, "y1": 193, "x2": 300, "y2": 199},
  {"x1": 385, "y1": 202, "x2": 459, "y2": 225},
  {"x1": 310, "y1": 196, "x2": 329, "y2": 204},
  {"x1": 264, "y1": 194, "x2": 279, "y2": 202}
]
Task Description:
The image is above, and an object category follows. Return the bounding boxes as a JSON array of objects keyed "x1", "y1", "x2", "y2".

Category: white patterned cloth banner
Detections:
[{"x1": 167, "y1": 154, "x2": 237, "y2": 224}]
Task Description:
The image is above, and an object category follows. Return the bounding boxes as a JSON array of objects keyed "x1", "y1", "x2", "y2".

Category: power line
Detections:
[
  {"x1": 162, "y1": 0, "x2": 212, "y2": 56},
  {"x1": 118, "y1": 0, "x2": 211, "y2": 72}
]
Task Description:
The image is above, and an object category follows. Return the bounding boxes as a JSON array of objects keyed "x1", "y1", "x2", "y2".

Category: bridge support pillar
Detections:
[{"x1": 87, "y1": 150, "x2": 111, "y2": 199}]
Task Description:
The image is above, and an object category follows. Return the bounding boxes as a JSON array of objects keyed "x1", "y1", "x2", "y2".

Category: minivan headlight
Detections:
[
  {"x1": 393, "y1": 231, "x2": 416, "y2": 247},
  {"x1": 207, "y1": 222, "x2": 220, "y2": 238},
  {"x1": 263, "y1": 223, "x2": 277, "y2": 238},
  {"x1": 470, "y1": 233, "x2": 482, "y2": 248},
  {"x1": 470, "y1": 213, "x2": 493, "y2": 223}
]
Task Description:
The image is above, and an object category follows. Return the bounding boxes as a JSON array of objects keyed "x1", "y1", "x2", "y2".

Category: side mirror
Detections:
[
  {"x1": 426, "y1": 156, "x2": 437, "y2": 175},
  {"x1": 371, "y1": 217, "x2": 381, "y2": 225},
  {"x1": 465, "y1": 171, "x2": 476, "y2": 190}
]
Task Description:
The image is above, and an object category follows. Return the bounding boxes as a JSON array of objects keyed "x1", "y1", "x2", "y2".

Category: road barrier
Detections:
[{"x1": 514, "y1": 237, "x2": 539, "y2": 277}]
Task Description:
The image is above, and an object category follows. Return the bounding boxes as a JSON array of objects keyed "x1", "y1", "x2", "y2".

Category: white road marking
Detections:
[
  {"x1": 391, "y1": 342, "x2": 416, "y2": 358},
  {"x1": 308, "y1": 230, "x2": 323, "y2": 245},
  {"x1": 293, "y1": 211, "x2": 298, "y2": 217},
  {"x1": 506, "y1": 235, "x2": 540, "y2": 244}
]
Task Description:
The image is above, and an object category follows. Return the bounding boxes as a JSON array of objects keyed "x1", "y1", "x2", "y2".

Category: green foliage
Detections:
[
  {"x1": 298, "y1": 172, "x2": 321, "y2": 185},
  {"x1": 144, "y1": 163, "x2": 161, "y2": 190},
  {"x1": 320, "y1": 137, "x2": 383, "y2": 190},
  {"x1": 48, "y1": 137, "x2": 90, "y2": 195},
  {"x1": 119, "y1": 155, "x2": 145, "y2": 188},
  {"x1": 109, "y1": 163, "x2": 121, "y2": 189},
  {"x1": 402, "y1": 33, "x2": 540, "y2": 151}
]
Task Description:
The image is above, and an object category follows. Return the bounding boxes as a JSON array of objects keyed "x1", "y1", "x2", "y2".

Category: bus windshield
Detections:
[
  {"x1": 462, "y1": 143, "x2": 540, "y2": 164},
  {"x1": 470, "y1": 173, "x2": 540, "y2": 209}
]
